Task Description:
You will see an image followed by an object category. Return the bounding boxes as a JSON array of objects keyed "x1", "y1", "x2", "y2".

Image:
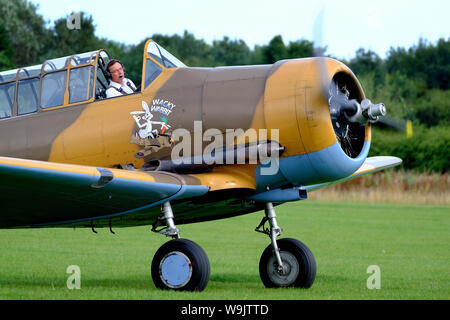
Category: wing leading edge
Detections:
[
  {"x1": 0, "y1": 156, "x2": 209, "y2": 228},
  {"x1": 303, "y1": 156, "x2": 403, "y2": 192}
]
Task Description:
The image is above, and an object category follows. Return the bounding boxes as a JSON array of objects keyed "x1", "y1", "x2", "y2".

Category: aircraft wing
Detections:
[
  {"x1": 0, "y1": 156, "x2": 209, "y2": 228},
  {"x1": 303, "y1": 156, "x2": 402, "y2": 192}
]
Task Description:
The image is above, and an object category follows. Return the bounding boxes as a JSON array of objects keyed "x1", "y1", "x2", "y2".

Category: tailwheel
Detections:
[
  {"x1": 259, "y1": 238, "x2": 316, "y2": 288},
  {"x1": 151, "y1": 238, "x2": 210, "y2": 291}
]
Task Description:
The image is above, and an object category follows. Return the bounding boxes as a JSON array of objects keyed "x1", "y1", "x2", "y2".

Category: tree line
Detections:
[{"x1": 0, "y1": 1, "x2": 448, "y2": 172}]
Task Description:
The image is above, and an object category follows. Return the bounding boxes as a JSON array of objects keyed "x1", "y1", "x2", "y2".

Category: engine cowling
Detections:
[{"x1": 256, "y1": 57, "x2": 370, "y2": 190}]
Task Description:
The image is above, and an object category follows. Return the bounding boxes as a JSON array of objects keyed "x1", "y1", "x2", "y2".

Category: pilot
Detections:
[{"x1": 105, "y1": 59, "x2": 137, "y2": 98}]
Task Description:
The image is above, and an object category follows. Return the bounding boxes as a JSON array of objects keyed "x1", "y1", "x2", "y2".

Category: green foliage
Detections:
[
  {"x1": 358, "y1": 70, "x2": 443, "y2": 123},
  {"x1": 412, "y1": 90, "x2": 450, "y2": 127},
  {"x1": 370, "y1": 126, "x2": 450, "y2": 173},
  {"x1": 287, "y1": 39, "x2": 315, "y2": 59},
  {"x1": 152, "y1": 31, "x2": 215, "y2": 67},
  {"x1": 251, "y1": 36, "x2": 317, "y2": 64},
  {"x1": 348, "y1": 48, "x2": 384, "y2": 84},
  {"x1": 211, "y1": 36, "x2": 251, "y2": 66},
  {"x1": 45, "y1": 12, "x2": 100, "y2": 59},
  {"x1": 0, "y1": 0, "x2": 48, "y2": 67},
  {"x1": 386, "y1": 38, "x2": 450, "y2": 90},
  {"x1": 359, "y1": 68, "x2": 449, "y2": 173},
  {"x1": 261, "y1": 35, "x2": 287, "y2": 64},
  {"x1": 0, "y1": 23, "x2": 14, "y2": 71}
]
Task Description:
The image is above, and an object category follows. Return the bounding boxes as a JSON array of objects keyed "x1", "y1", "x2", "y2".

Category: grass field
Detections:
[{"x1": 0, "y1": 201, "x2": 448, "y2": 300}]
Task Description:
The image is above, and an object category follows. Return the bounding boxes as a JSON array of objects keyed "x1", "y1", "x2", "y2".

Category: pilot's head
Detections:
[{"x1": 107, "y1": 59, "x2": 125, "y2": 84}]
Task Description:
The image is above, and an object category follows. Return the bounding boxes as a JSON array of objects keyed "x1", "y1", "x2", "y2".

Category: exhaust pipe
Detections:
[{"x1": 141, "y1": 141, "x2": 285, "y2": 174}]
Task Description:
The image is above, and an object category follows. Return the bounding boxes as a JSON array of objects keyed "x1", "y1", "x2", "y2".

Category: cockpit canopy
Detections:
[
  {"x1": 143, "y1": 40, "x2": 186, "y2": 88},
  {"x1": 0, "y1": 40, "x2": 185, "y2": 120},
  {"x1": 0, "y1": 50, "x2": 110, "y2": 119}
]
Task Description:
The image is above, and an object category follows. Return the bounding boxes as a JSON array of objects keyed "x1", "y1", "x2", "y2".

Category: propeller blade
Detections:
[
  {"x1": 377, "y1": 116, "x2": 413, "y2": 137},
  {"x1": 377, "y1": 115, "x2": 406, "y2": 131},
  {"x1": 312, "y1": 8, "x2": 330, "y2": 98}
]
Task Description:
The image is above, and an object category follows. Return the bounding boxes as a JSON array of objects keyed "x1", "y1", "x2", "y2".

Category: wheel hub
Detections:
[
  {"x1": 159, "y1": 251, "x2": 193, "y2": 289},
  {"x1": 267, "y1": 251, "x2": 299, "y2": 286}
]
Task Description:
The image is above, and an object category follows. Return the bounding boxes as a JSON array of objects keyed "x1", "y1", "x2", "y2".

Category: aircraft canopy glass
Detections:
[
  {"x1": 0, "y1": 49, "x2": 111, "y2": 120},
  {"x1": 146, "y1": 41, "x2": 186, "y2": 68},
  {"x1": 0, "y1": 50, "x2": 106, "y2": 82}
]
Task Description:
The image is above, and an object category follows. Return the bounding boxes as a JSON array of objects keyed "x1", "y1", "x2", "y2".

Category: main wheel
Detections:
[
  {"x1": 259, "y1": 238, "x2": 316, "y2": 288},
  {"x1": 151, "y1": 238, "x2": 210, "y2": 291}
]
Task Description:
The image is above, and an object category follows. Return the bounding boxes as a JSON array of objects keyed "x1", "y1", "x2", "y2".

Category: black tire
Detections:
[
  {"x1": 259, "y1": 238, "x2": 316, "y2": 288},
  {"x1": 151, "y1": 238, "x2": 210, "y2": 291}
]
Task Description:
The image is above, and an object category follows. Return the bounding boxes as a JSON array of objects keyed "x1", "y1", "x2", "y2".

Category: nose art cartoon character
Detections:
[{"x1": 130, "y1": 101, "x2": 161, "y2": 139}]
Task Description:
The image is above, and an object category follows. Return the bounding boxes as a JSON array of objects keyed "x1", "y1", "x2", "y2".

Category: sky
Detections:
[{"x1": 36, "y1": 0, "x2": 449, "y2": 60}]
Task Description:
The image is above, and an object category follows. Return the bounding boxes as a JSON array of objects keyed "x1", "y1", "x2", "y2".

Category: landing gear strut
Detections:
[
  {"x1": 151, "y1": 201, "x2": 180, "y2": 239},
  {"x1": 256, "y1": 202, "x2": 316, "y2": 288},
  {"x1": 150, "y1": 201, "x2": 210, "y2": 291},
  {"x1": 255, "y1": 203, "x2": 285, "y2": 272}
]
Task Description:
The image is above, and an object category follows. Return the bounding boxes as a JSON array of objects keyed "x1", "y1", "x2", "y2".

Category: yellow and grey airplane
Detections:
[{"x1": 0, "y1": 40, "x2": 401, "y2": 291}]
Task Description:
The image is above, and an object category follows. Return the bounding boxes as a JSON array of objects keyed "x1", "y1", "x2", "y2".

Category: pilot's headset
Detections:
[{"x1": 105, "y1": 59, "x2": 125, "y2": 80}]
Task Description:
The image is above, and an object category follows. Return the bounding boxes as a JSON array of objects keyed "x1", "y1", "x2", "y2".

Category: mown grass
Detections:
[{"x1": 0, "y1": 201, "x2": 448, "y2": 300}]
